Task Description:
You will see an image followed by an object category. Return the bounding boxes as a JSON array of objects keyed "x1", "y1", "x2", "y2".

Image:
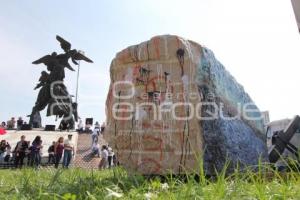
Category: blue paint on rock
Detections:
[{"x1": 197, "y1": 47, "x2": 269, "y2": 175}]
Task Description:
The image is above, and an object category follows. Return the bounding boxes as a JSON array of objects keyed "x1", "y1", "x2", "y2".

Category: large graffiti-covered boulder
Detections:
[{"x1": 105, "y1": 35, "x2": 268, "y2": 175}]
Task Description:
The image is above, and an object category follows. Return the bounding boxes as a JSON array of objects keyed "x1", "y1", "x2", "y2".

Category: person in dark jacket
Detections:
[
  {"x1": 47, "y1": 141, "x2": 55, "y2": 164},
  {"x1": 17, "y1": 117, "x2": 24, "y2": 130},
  {"x1": 14, "y1": 135, "x2": 29, "y2": 168},
  {"x1": 30, "y1": 136, "x2": 43, "y2": 168},
  {"x1": 54, "y1": 137, "x2": 64, "y2": 168}
]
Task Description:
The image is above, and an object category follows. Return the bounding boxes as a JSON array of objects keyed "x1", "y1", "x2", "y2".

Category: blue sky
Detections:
[{"x1": 1, "y1": 0, "x2": 300, "y2": 126}]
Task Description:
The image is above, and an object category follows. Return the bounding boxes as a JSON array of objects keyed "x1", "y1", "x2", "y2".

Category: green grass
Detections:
[{"x1": 0, "y1": 165, "x2": 300, "y2": 200}]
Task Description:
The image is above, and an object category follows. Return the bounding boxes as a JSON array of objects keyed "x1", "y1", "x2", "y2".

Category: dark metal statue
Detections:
[
  {"x1": 28, "y1": 35, "x2": 93, "y2": 130},
  {"x1": 269, "y1": 115, "x2": 300, "y2": 164}
]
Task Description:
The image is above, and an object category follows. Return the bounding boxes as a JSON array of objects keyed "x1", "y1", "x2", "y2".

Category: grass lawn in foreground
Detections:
[{"x1": 0, "y1": 166, "x2": 300, "y2": 200}]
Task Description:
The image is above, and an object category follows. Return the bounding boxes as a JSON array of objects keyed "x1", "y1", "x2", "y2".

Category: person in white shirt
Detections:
[
  {"x1": 77, "y1": 119, "x2": 83, "y2": 133},
  {"x1": 94, "y1": 121, "x2": 100, "y2": 129},
  {"x1": 98, "y1": 145, "x2": 108, "y2": 169},
  {"x1": 107, "y1": 145, "x2": 115, "y2": 168},
  {"x1": 91, "y1": 141, "x2": 100, "y2": 157},
  {"x1": 91, "y1": 127, "x2": 99, "y2": 145},
  {"x1": 63, "y1": 134, "x2": 74, "y2": 168}
]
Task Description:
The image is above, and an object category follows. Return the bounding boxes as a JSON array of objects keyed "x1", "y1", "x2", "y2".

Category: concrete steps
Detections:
[{"x1": 73, "y1": 133, "x2": 104, "y2": 169}]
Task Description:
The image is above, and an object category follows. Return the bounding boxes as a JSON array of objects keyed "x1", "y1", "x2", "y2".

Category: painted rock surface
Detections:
[{"x1": 105, "y1": 35, "x2": 268, "y2": 175}]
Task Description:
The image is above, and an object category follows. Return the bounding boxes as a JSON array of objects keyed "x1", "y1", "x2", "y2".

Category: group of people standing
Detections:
[
  {"x1": 98, "y1": 144, "x2": 116, "y2": 169},
  {"x1": 47, "y1": 134, "x2": 75, "y2": 168},
  {"x1": 89, "y1": 123, "x2": 117, "y2": 169},
  {"x1": 0, "y1": 134, "x2": 74, "y2": 169},
  {"x1": 1, "y1": 135, "x2": 42, "y2": 168},
  {"x1": 1, "y1": 118, "x2": 118, "y2": 170}
]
